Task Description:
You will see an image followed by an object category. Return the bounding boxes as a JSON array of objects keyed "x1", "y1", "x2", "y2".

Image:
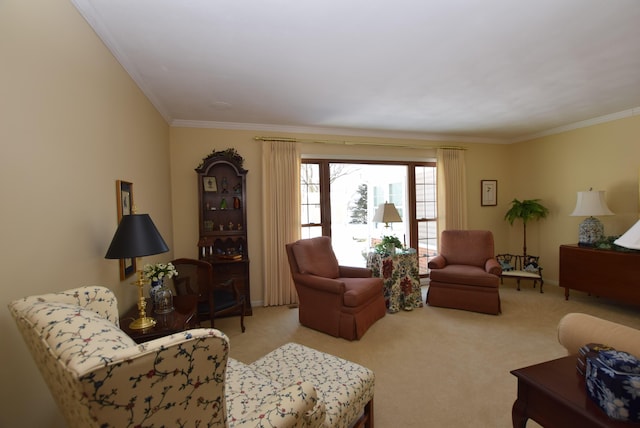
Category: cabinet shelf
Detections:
[{"x1": 196, "y1": 148, "x2": 251, "y2": 315}]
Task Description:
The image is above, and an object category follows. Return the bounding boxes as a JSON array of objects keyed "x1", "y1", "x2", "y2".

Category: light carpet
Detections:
[{"x1": 212, "y1": 282, "x2": 640, "y2": 427}]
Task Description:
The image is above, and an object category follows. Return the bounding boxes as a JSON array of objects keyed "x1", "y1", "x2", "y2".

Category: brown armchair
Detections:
[
  {"x1": 426, "y1": 230, "x2": 502, "y2": 315},
  {"x1": 286, "y1": 236, "x2": 386, "y2": 340},
  {"x1": 171, "y1": 258, "x2": 246, "y2": 332}
]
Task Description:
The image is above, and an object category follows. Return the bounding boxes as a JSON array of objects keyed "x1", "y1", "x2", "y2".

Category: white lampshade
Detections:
[
  {"x1": 570, "y1": 190, "x2": 614, "y2": 246},
  {"x1": 570, "y1": 190, "x2": 614, "y2": 217},
  {"x1": 373, "y1": 202, "x2": 402, "y2": 227},
  {"x1": 614, "y1": 220, "x2": 640, "y2": 250}
]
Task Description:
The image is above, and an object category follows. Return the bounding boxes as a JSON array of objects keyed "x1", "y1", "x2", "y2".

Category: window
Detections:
[{"x1": 301, "y1": 159, "x2": 437, "y2": 277}]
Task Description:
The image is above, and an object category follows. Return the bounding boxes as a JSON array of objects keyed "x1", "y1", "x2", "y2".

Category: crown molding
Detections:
[
  {"x1": 170, "y1": 119, "x2": 504, "y2": 145},
  {"x1": 173, "y1": 106, "x2": 640, "y2": 145},
  {"x1": 509, "y1": 107, "x2": 640, "y2": 143}
]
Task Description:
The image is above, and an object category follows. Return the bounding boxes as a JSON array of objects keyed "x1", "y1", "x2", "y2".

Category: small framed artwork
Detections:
[
  {"x1": 481, "y1": 180, "x2": 497, "y2": 206},
  {"x1": 203, "y1": 176, "x2": 218, "y2": 192},
  {"x1": 116, "y1": 180, "x2": 135, "y2": 280}
]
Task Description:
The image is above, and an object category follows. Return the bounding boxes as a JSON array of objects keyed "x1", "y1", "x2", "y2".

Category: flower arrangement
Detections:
[
  {"x1": 375, "y1": 235, "x2": 403, "y2": 255},
  {"x1": 143, "y1": 262, "x2": 178, "y2": 284}
]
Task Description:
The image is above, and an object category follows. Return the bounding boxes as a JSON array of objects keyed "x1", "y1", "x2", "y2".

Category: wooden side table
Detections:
[
  {"x1": 511, "y1": 356, "x2": 633, "y2": 428},
  {"x1": 119, "y1": 294, "x2": 199, "y2": 343}
]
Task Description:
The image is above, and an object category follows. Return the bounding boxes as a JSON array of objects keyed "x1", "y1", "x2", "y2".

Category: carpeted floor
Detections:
[{"x1": 212, "y1": 281, "x2": 640, "y2": 427}]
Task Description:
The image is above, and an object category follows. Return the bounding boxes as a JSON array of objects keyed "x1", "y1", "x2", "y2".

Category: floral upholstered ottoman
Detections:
[{"x1": 249, "y1": 343, "x2": 375, "y2": 428}]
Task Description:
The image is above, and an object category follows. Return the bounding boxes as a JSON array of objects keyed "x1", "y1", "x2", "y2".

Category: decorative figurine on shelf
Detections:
[
  {"x1": 233, "y1": 183, "x2": 242, "y2": 194},
  {"x1": 221, "y1": 176, "x2": 229, "y2": 193},
  {"x1": 228, "y1": 221, "x2": 234, "y2": 230},
  {"x1": 233, "y1": 197, "x2": 241, "y2": 209},
  {"x1": 220, "y1": 197, "x2": 227, "y2": 209},
  {"x1": 237, "y1": 224, "x2": 242, "y2": 230},
  {"x1": 219, "y1": 224, "x2": 224, "y2": 231}
]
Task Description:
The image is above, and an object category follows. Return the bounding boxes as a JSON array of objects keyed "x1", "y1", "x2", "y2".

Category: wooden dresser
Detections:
[{"x1": 559, "y1": 244, "x2": 640, "y2": 306}]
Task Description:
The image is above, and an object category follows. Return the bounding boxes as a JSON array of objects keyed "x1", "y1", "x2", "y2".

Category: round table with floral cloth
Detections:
[{"x1": 366, "y1": 249, "x2": 423, "y2": 313}]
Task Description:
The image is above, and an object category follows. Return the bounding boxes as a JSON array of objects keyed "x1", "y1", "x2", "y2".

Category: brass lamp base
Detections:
[
  {"x1": 129, "y1": 269, "x2": 156, "y2": 330},
  {"x1": 129, "y1": 316, "x2": 156, "y2": 330}
]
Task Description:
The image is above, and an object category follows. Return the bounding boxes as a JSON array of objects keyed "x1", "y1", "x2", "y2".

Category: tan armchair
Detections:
[
  {"x1": 426, "y1": 230, "x2": 502, "y2": 314},
  {"x1": 286, "y1": 236, "x2": 386, "y2": 340}
]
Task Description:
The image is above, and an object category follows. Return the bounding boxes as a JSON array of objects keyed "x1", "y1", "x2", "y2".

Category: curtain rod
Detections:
[{"x1": 253, "y1": 136, "x2": 466, "y2": 150}]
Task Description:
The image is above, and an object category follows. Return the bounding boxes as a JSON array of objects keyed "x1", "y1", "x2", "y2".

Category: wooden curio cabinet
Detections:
[{"x1": 195, "y1": 148, "x2": 251, "y2": 315}]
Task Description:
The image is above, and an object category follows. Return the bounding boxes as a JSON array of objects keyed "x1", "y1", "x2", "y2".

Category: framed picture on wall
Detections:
[
  {"x1": 481, "y1": 180, "x2": 497, "y2": 206},
  {"x1": 116, "y1": 180, "x2": 135, "y2": 280}
]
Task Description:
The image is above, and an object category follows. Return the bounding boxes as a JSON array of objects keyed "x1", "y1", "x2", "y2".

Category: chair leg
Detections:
[
  {"x1": 240, "y1": 299, "x2": 246, "y2": 333},
  {"x1": 354, "y1": 398, "x2": 373, "y2": 428}
]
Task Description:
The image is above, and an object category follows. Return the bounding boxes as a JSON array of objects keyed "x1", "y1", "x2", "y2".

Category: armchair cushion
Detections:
[
  {"x1": 291, "y1": 236, "x2": 340, "y2": 279},
  {"x1": 343, "y1": 277, "x2": 386, "y2": 307},
  {"x1": 226, "y1": 359, "x2": 324, "y2": 427},
  {"x1": 430, "y1": 265, "x2": 500, "y2": 288}
]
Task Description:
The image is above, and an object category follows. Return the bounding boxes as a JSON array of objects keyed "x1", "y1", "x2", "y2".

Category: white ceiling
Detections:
[{"x1": 71, "y1": 0, "x2": 640, "y2": 143}]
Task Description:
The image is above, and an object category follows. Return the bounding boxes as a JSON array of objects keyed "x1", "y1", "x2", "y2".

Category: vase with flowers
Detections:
[{"x1": 143, "y1": 262, "x2": 178, "y2": 314}]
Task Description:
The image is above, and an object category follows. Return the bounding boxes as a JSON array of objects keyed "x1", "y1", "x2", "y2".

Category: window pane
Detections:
[
  {"x1": 415, "y1": 166, "x2": 437, "y2": 220},
  {"x1": 417, "y1": 220, "x2": 438, "y2": 275},
  {"x1": 330, "y1": 163, "x2": 406, "y2": 267},
  {"x1": 301, "y1": 163, "x2": 321, "y2": 225},
  {"x1": 301, "y1": 226, "x2": 323, "y2": 239}
]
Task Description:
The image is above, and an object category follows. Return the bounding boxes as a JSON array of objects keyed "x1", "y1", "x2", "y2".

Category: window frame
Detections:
[{"x1": 301, "y1": 158, "x2": 437, "y2": 277}]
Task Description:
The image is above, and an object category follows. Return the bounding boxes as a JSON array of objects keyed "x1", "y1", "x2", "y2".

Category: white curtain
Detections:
[
  {"x1": 437, "y1": 148, "x2": 468, "y2": 242},
  {"x1": 261, "y1": 140, "x2": 301, "y2": 306}
]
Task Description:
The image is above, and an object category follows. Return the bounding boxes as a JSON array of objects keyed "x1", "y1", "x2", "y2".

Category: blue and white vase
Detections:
[{"x1": 149, "y1": 279, "x2": 162, "y2": 300}]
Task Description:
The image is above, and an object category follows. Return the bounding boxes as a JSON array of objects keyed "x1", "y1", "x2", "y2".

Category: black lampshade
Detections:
[{"x1": 105, "y1": 214, "x2": 169, "y2": 259}]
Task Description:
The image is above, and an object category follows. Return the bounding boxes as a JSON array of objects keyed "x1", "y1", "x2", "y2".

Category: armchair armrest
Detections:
[
  {"x1": 231, "y1": 381, "x2": 323, "y2": 428},
  {"x1": 485, "y1": 258, "x2": 502, "y2": 276},
  {"x1": 338, "y1": 265, "x2": 372, "y2": 278},
  {"x1": 428, "y1": 254, "x2": 447, "y2": 269},
  {"x1": 558, "y1": 313, "x2": 640, "y2": 357},
  {"x1": 292, "y1": 273, "x2": 345, "y2": 294},
  {"x1": 80, "y1": 328, "x2": 230, "y2": 428}
]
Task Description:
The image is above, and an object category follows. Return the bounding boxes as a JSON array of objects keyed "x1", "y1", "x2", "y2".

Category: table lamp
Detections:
[
  {"x1": 614, "y1": 219, "x2": 640, "y2": 250},
  {"x1": 570, "y1": 189, "x2": 614, "y2": 246},
  {"x1": 105, "y1": 213, "x2": 169, "y2": 329},
  {"x1": 373, "y1": 202, "x2": 402, "y2": 228}
]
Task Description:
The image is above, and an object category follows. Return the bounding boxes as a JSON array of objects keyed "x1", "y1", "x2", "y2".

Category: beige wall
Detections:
[
  {"x1": 3, "y1": 0, "x2": 639, "y2": 426},
  {"x1": 1, "y1": 0, "x2": 171, "y2": 426},
  {"x1": 506, "y1": 116, "x2": 640, "y2": 280}
]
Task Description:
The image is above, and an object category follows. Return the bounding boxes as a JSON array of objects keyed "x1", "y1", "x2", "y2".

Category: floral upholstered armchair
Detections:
[{"x1": 9, "y1": 286, "x2": 322, "y2": 428}]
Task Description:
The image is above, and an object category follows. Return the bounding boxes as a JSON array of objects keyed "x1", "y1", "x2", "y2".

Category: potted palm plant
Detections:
[{"x1": 504, "y1": 199, "x2": 549, "y2": 258}]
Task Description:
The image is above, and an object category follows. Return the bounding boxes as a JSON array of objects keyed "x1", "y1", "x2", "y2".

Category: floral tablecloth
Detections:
[{"x1": 366, "y1": 249, "x2": 423, "y2": 313}]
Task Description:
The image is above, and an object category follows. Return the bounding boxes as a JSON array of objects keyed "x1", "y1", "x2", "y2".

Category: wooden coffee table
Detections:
[
  {"x1": 511, "y1": 356, "x2": 634, "y2": 428},
  {"x1": 119, "y1": 294, "x2": 198, "y2": 343}
]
